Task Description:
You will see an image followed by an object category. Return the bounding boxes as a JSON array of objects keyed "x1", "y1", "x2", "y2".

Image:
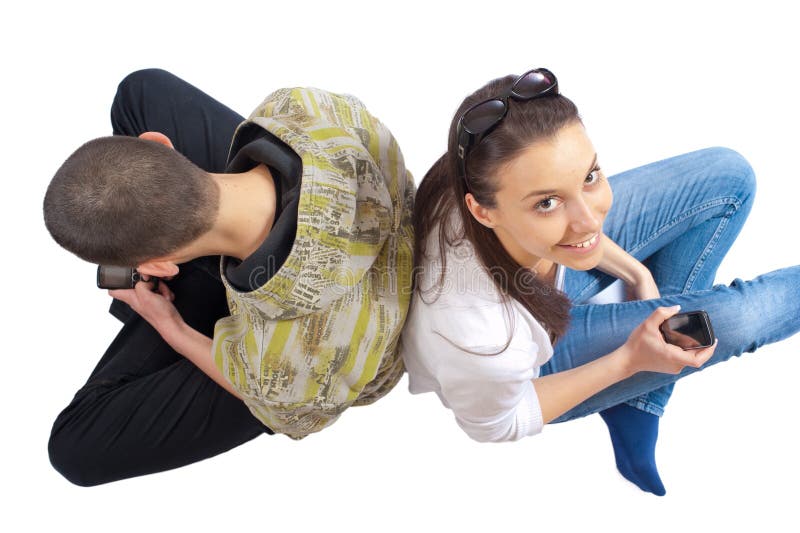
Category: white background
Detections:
[{"x1": 3, "y1": 0, "x2": 799, "y2": 530}]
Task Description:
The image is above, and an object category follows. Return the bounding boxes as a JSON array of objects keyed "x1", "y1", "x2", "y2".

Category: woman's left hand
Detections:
[
  {"x1": 594, "y1": 234, "x2": 661, "y2": 301},
  {"x1": 108, "y1": 275, "x2": 183, "y2": 334},
  {"x1": 625, "y1": 267, "x2": 661, "y2": 301}
]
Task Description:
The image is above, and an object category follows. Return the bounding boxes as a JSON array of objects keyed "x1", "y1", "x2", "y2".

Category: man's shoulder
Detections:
[{"x1": 248, "y1": 87, "x2": 369, "y2": 126}]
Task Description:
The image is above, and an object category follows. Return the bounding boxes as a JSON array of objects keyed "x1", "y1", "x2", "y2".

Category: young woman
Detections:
[{"x1": 400, "y1": 67, "x2": 800, "y2": 495}]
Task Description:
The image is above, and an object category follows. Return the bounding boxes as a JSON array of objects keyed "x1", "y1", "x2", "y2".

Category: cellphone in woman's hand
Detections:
[{"x1": 659, "y1": 310, "x2": 715, "y2": 350}]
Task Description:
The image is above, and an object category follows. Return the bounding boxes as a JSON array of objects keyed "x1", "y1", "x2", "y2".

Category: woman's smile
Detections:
[{"x1": 557, "y1": 232, "x2": 600, "y2": 253}]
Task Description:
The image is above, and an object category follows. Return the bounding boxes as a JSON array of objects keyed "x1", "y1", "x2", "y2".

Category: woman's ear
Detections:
[
  {"x1": 138, "y1": 131, "x2": 175, "y2": 149},
  {"x1": 464, "y1": 193, "x2": 496, "y2": 228}
]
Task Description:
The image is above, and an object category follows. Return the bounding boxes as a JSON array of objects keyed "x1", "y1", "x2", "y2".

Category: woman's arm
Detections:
[
  {"x1": 428, "y1": 296, "x2": 718, "y2": 442},
  {"x1": 535, "y1": 233, "x2": 657, "y2": 422},
  {"x1": 533, "y1": 305, "x2": 716, "y2": 425},
  {"x1": 595, "y1": 233, "x2": 660, "y2": 300},
  {"x1": 533, "y1": 345, "x2": 632, "y2": 424},
  {"x1": 528, "y1": 233, "x2": 662, "y2": 423}
]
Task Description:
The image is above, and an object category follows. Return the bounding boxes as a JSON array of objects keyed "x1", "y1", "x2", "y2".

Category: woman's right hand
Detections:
[{"x1": 619, "y1": 305, "x2": 717, "y2": 375}]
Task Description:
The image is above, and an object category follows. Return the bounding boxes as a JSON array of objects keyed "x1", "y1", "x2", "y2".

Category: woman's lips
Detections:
[{"x1": 557, "y1": 233, "x2": 600, "y2": 253}]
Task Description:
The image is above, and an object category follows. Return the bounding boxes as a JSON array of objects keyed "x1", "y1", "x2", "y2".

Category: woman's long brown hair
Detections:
[{"x1": 414, "y1": 73, "x2": 581, "y2": 347}]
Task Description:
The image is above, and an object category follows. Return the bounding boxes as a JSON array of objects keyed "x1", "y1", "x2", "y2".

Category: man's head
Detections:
[{"x1": 43, "y1": 133, "x2": 220, "y2": 274}]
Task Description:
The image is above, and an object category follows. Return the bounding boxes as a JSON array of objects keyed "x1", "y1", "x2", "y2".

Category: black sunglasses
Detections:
[{"x1": 456, "y1": 68, "x2": 559, "y2": 182}]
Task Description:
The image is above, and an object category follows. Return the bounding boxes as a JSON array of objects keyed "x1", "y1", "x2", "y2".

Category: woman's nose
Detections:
[{"x1": 568, "y1": 198, "x2": 601, "y2": 234}]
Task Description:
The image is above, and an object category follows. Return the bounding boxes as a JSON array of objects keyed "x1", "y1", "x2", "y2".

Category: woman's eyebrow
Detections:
[{"x1": 520, "y1": 153, "x2": 598, "y2": 202}]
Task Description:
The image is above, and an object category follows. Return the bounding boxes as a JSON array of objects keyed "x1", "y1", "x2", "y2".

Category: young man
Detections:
[{"x1": 43, "y1": 69, "x2": 415, "y2": 486}]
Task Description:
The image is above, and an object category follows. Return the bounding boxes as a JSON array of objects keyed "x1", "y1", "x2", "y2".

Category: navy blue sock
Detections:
[{"x1": 599, "y1": 403, "x2": 666, "y2": 496}]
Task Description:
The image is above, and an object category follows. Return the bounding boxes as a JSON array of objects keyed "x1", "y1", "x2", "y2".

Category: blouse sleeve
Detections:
[{"x1": 429, "y1": 302, "x2": 546, "y2": 443}]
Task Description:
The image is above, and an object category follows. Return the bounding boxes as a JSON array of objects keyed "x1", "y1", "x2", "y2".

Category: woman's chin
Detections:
[{"x1": 556, "y1": 250, "x2": 603, "y2": 271}]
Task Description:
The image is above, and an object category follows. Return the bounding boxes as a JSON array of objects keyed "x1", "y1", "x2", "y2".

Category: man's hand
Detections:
[
  {"x1": 110, "y1": 275, "x2": 243, "y2": 400},
  {"x1": 108, "y1": 275, "x2": 183, "y2": 335}
]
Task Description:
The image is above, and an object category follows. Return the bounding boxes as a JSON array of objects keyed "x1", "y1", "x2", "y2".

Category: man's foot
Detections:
[{"x1": 599, "y1": 403, "x2": 666, "y2": 496}]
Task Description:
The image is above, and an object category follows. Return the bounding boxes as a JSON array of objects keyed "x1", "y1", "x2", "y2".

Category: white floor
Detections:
[{"x1": 4, "y1": 2, "x2": 800, "y2": 531}]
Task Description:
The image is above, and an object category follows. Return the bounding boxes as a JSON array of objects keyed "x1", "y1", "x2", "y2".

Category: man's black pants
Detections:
[{"x1": 48, "y1": 69, "x2": 273, "y2": 487}]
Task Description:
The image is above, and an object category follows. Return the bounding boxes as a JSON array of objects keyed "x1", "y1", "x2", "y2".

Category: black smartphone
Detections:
[
  {"x1": 97, "y1": 265, "x2": 159, "y2": 290},
  {"x1": 659, "y1": 310, "x2": 715, "y2": 350}
]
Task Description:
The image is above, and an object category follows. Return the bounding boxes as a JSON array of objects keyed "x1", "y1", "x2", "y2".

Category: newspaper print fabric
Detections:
[{"x1": 212, "y1": 87, "x2": 415, "y2": 439}]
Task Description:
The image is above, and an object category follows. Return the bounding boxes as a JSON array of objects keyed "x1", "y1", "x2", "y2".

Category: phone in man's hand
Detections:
[
  {"x1": 97, "y1": 265, "x2": 160, "y2": 290},
  {"x1": 659, "y1": 310, "x2": 715, "y2": 350}
]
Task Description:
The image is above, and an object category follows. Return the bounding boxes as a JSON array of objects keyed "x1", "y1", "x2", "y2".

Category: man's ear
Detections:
[
  {"x1": 136, "y1": 261, "x2": 180, "y2": 279},
  {"x1": 464, "y1": 193, "x2": 496, "y2": 229},
  {"x1": 138, "y1": 131, "x2": 175, "y2": 149}
]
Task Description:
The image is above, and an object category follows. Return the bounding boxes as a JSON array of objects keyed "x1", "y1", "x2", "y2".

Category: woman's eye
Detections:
[
  {"x1": 535, "y1": 196, "x2": 562, "y2": 213},
  {"x1": 585, "y1": 167, "x2": 603, "y2": 185}
]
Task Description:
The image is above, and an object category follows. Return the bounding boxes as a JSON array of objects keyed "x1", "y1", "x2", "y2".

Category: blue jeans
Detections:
[{"x1": 540, "y1": 146, "x2": 800, "y2": 423}]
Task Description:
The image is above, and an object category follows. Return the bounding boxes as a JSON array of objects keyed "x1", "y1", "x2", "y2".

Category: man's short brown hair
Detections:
[{"x1": 43, "y1": 135, "x2": 220, "y2": 266}]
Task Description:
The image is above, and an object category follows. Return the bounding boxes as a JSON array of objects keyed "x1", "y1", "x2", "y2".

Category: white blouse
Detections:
[{"x1": 400, "y1": 218, "x2": 565, "y2": 442}]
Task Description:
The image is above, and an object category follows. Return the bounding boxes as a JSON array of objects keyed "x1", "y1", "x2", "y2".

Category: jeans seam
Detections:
[
  {"x1": 682, "y1": 205, "x2": 734, "y2": 292},
  {"x1": 555, "y1": 394, "x2": 666, "y2": 423},
  {"x1": 574, "y1": 195, "x2": 743, "y2": 302},
  {"x1": 625, "y1": 398, "x2": 665, "y2": 417}
]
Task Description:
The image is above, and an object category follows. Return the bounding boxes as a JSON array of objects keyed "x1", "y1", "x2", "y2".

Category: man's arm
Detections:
[
  {"x1": 108, "y1": 279, "x2": 244, "y2": 401},
  {"x1": 158, "y1": 321, "x2": 244, "y2": 400}
]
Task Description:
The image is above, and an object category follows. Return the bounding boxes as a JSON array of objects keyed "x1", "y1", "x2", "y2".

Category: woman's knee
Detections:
[{"x1": 696, "y1": 146, "x2": 757, "y2": 209}]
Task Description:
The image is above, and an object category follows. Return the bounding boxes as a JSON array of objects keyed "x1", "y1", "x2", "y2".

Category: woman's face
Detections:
[{"x1": 466, "y1": 120, "x2": 613, "y2": 274}]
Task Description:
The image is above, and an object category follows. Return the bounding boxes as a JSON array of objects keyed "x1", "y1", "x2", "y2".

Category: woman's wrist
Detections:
[
  {"x1": 631, "y1": 263, "x2": 654, "y2": 285},
  {"x1": 610, "y1": 344, "x2": 639, "y2": 379},
  {"x1": 596, "y1": 234, "x2": 646, "y2": 285}
]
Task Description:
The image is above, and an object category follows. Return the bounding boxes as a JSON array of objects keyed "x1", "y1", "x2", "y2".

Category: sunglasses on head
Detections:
[{"x1": 456, "y1": 68, "x2": 559, "y2": 182}]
